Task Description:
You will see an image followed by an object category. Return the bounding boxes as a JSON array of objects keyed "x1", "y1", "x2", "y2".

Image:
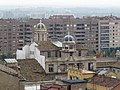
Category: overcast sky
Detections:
[{"x1": 0, "y1": 0, "x2": 120, "y2": 8}]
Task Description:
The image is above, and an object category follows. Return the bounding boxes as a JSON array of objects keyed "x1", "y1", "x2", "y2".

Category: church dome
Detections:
[
  {"x1": 34, "y1": 21, "x2": 46, "y2": 30},
  {"x1": 64, "y1": 35, "x2": 75, "y2": 43}
]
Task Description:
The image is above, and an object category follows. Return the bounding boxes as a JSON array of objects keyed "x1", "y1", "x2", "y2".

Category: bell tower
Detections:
[
  {"x1": 61, "y1": 33, "x2": 76, "y2": 61},
  {"x1": 33, "y1": 20, "x2": 47, "y2": 43},
  {"x1": 62, "y1": 33, "x2": 76, "y2": 52}
]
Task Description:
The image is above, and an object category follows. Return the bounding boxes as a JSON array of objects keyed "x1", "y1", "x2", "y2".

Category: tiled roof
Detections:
[
  {"x1": 76, "y1": 44, "x2": 88, "y2": 50},
  {"x1": 110, "y1": 61, "x2": 120, "y2": 69},
  {"x1": 0, "y1": 64, "x2": 18, "y2": 76},
  {"x1": 37, "y1": 41, "x2": 89, "y2": 51},
  {"x1": 88, "y1": 76, "x2": 120, "y2": 88},
  {"x1": 37, "y1": 41, "x2": 61, "y2": 51},
  {"x1": 18, "y1": 59, "x2": 52, "y2": 82},
  {"x1": 96, "y1": 61, "x2": 120, "y2": 69},
  {"x1": 96, "y1": 62, "x2": 116, "y2": 68}
]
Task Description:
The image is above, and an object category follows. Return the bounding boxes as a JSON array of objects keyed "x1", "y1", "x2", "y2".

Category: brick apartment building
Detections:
[
  {"x1": 0, "y1": 19, "x2": 39, "y2": 56},
  {"x1": 99, "y1": 18, "x2": 120, "y2": 54},
  {"x1": 42, "y1": 15, "x2": 99, "y2": 51},
  {"x1": 1, "y1": 15, "x2": 120, "y2": 56}
]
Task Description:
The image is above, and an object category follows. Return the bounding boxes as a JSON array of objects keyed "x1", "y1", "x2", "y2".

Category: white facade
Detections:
[
  {"x1": 16, "y1": 42, "x2": 45, "y2": 70},
  {"x1": 25, "y1": 84, "x2": 40, "y2": 90}
]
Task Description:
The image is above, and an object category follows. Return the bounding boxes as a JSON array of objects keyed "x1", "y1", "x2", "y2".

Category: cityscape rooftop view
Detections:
[{"x1": 0, "y1": 0, "x2": 120, "y2": 90}]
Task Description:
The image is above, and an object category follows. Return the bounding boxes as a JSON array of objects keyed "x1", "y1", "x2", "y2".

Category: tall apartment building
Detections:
[
  {"x1": 42, "y1": 15, "x2": 99, "y2": 51},
  {"x1": 0, "y1": 19, "x2": 39, "y2": 56},
  {"x1": 1, "y1": 15, "x2": 120, "y2": 56},
  {"x1": 99, "y1": 18, "x2": 120, "y2": 54}
]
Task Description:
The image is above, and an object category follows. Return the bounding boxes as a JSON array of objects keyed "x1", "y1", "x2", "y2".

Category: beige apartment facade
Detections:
[
  {"x1": 99, "y1": 19, "x2": 120, "y2": 56},
  {"x1": 42, "y1": 15, "x2": 99, "y2": 51},
  {"x1": 1, "y1": 15, "x2": 120, "y2": 56},
  {"x1": 0, "y1": 19, "x2": 39, "y2": 57}
]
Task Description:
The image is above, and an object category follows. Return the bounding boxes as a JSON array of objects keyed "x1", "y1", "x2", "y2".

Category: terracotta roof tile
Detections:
[
  {"x1": 109, "y1": 61, "x2": 120, "y2": 69},
  {"x1": 88, "y1": 76, "x2": 120, "y2": 88},
  {"x1": 37, "y1": 41, "x2": 61, "y2": 51},
  {"x1": 18, "y1": 59, "x2": 52, "y2": 82},
  {"x1": 96, "y1": 61, "x2": 120, "y2": 69},
  {"x1": 96, "y1": 62, "x2": 116, "y2": 68}
]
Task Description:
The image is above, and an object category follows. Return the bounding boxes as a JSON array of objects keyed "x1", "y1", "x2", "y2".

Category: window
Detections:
[
  {"x1": 49, "y1": 28, "x2": 53, "y2": 30},
  {"x1": 101, "y1": 30, "x2": 109, "y2": 33},
  {"x1": 30, "y1": 51, "x2": 34, "y2": 55},
  {"x1": 55, "y1": 51, "x2": 57, "y2": 57},
  {"x1": 38, "y1": 33, "x2": 40, "y2": 41},
  {"x1": 70, "y1": 52, "x2": 73, "y2": 56},
  {"x1": 65, "y1": 47, "x2": 68, "y2": 49},
  {"x1": 78, "y1": 51, "x2": 81, "y2": 56},
  {"x1": 67, "y1": 24, "x2": 69, "y2": 27},
  {"x1": 69, "y1": 45, "x2": 73, "y2": 49},
  {"x1": 100, "y1": 26, "x2": 109, "y2": 29},
  {"x1": 117, "y1": 70, "x2": 119, "y2": 73},
  {"x1": 76, "y1": 24, "x2": 84, "y2": 26},
  {"x1": 77, "y1": 63, "x2": 83, "y2": 69},
  {"x1": 60, "y1": 64, "x2": 67, "y2": 72},
  {"x1": 113, "y1": 69, "x2": 115, "y2": 73},
  {"x1": 19, "y1": 44, "x2": 23, "y2": 46},
  {"x1": 42, "y1": 34, "x2": 44, "y2": 41},
  {"x1": 48, "y1": 52, "x2": 51, "y2": 57},
  {"x1": 59, "y1": 52, "x2": 61, "y2": 57},
  {"x1": 74, "y1": 24, "x2": 76, "y2": 27},
  {"x1": 67, "y1": 85, "x2": 71, "y2": 90},
  {"x1": 48, "y1": 64, "x2": 54, "y2": 72},
  {"x1": 68, "y1": 63, "x2": 74, "y2": 68},
  {"x1": 20, "y1": 25, "x2": 23, "y2": 27},
  {"x1": 88, "y1": 63, "x2": 93, "y2": 71},
  {"x1": 49, "y1": 24, "x2": 53, "y2": 27},
  {"x1": 55, "y1": 24, "x2": 60, "y2": 27}
]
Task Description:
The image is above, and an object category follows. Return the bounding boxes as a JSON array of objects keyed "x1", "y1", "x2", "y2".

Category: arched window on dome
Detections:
[
  {"x1": 69, "y1": 37, "x2": 73, "y2": 41},
  {"x1": 42, "y1": 25, "x2": 44, "y2": 29},
  {"x1": 65, "y1": 37, "x2": 69, "y2": 41},
  {"x1": 38, "y1": 25, "x2": 40, "y2": 29}
]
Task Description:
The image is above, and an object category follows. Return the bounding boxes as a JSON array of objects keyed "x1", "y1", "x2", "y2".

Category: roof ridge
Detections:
[{"x1": 0, "y1": 64, "x2": 18, "y2": 75}]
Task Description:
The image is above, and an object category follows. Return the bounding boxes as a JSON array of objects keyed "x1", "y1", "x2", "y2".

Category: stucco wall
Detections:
[
  {"x1": 71, "y1": 83, "x2": 87, "y2": 90},
  {"x1": 0, "y1": 70, "x2": 20, "y2": 90}
]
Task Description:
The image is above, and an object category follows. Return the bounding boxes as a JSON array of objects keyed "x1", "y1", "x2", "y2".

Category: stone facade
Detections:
[{"x1": 32, "y1": 22, "x2": 96, "y2": 80}]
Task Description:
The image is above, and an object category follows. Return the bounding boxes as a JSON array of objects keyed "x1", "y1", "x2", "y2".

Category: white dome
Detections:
[
  {"x1": 64, "y1": 35, "x2": 75, "y2": 42},
  {"x1": 35, "y1": 21, "x2": 46, "y2": 30}
]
